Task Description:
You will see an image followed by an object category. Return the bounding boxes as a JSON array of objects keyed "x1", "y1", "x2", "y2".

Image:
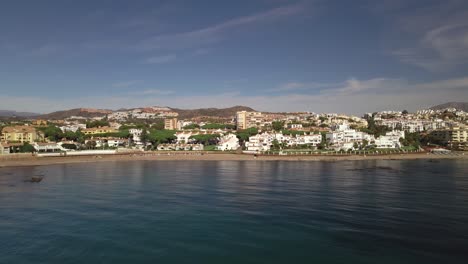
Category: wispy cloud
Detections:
[
  {"x1": 192, "y1": 48, "x2": 211, "y2": 56},
  {"x1": 3, "y1": 76, "x2": 467, "y2": 114},
  {"x1": 392, "y1": 23, "x2": 468, "y2": 71},
  {"x1": 112, "y1": 80, "x2": 142, "y2": 88},
  {"x1": 145, "y1": 54, "x2": 177, "y2": 64},
  {"x1": 5, "y1": 2, "x2": 308, "y2": 63},
  {"x1": 131, "y1": 89, "x2": 175, "y2": 95},
  {"x1": 332, "y1": 78, "x2": 403, "y2": 95},
  {"x1": 378, "y1": 0, "x2": 468, "y2": 71},
  {"x1": 266, "y1": 81, "x2": 340, "y2": 92},
  {"x1": 135, "y1": 2, "x2": 306, "y2": 51}
]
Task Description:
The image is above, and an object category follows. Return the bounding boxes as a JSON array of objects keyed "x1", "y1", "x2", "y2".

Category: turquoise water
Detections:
[{"x1": 1, "y1": 160, "x2": 468, "y2": 263}]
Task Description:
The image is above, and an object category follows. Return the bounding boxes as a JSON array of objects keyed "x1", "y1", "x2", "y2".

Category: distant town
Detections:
[{"x1": 1, "y1": 103, "x2": 467, "y2": 156}]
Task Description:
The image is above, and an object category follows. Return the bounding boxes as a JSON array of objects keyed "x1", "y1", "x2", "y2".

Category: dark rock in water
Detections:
[
  {"x1": 347, "y1": 166, "x2": 401, "y2": 173},
  {"x1": 25, "y1": 175, "x2": 44, "y2": 183}
]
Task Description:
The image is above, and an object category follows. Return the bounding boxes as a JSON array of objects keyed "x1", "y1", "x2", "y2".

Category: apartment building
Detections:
[
  {"x1": 164, "y1": 118, "x2": 178, "y2": 130},
  {"x1": 1, "y1": 125, "x2": 44, "y2": 143},
  {"x1": 82, "y1": 126, "x2": 118, "y2": 135},
  {"x1": 236, "y1": 111, "x2": 263, "y2": 130},
  {"x1": 431, "y1": 126, "x2": 468, "y2": 150}
]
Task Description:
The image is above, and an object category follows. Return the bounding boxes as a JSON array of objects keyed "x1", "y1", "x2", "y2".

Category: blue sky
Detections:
[{"x1": 0, "y1": 0, "x2": 467, "y2": 114}]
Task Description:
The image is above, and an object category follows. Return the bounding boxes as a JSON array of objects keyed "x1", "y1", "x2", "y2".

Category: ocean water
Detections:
[{"x1": 1, "y1": 160, "x2": 468, "y2": 263}]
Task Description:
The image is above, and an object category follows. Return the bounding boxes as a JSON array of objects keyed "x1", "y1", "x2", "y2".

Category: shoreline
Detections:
[{"x1": 0, "y1": 152, "x2": 466, "y2": 168}]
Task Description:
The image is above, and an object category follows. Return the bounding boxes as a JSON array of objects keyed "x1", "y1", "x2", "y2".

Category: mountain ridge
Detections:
[
  {"x1": 0, "y1": 110, "x2": 40, "y2": 117},
  {"x1": 31, "y1": 106, "x2": 256, "y2": 120},
  {"x1": 170, "y1": 106, "x2": 255, "y2": 119},
  {"x1": 430, "y1": 102, "x2": 468, "y2": 112}
]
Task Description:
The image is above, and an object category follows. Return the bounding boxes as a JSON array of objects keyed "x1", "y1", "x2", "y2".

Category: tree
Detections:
[
  {"x1": 362, "y1": 117, "x2": 390, "y2": 137},
  {"x1": 183, "y1": 124, "x2": 200, "y2": 129},
  {"x1": 402, "y1": 110, "x2": 409, "y2": 115},
  {"x1": 402, "y1": 132, "x2": 421, "y2": 148},
  {"x1": 317, "y1": 133, "x2": 328, "y2": 150},
  {"x1": 20, "y1": 142, "x2": 35, "y2": 153},
  {"x1": 190, "y1": 134, "x2": 220, "y2": 145},
  {"x1": 420, "y1": 133, "x2": 442, "y2": 146},
  {"x1": 86, "y1": 141, "x2": 97, "y2": 149},
  {"x1": 281, "y1": 130, "x2": 304, "y2": 136},
  {"x1": 151, "y1": 119, "x2": 165, "y2": 130},
  {"x1": 271, "y1": 139, "x2": 280, "y2": 150},
  {"x1": 140, "y1": 128, "x2": 149, "y2": 146},
  {"x1": 353, "y1": 142, "x2": 359, "y2": 149},
  {"x1": 62, "y1": 143, "x2": 77, "y2": 150},
  {"x1": 201, "y1": 123, "x2": 235, "y2": 130},
  {"x1": 86, "y1": 120, "x2": 110, "y2": 128},
  {"x1": 74, "y1": 130, "x2": 85, "y2": 144},
  {"x1": 362, "y1": 139, "x2": 369, "y2": 149},
  {"x1": 38, "y1": 125, "x2": 63, "y2": 142},
  {"x1": 148, "y1": 130, "x2": 176, "y2": 147},
  {"x1": 272, "y1": 121, "x2": 284, "y2": 131},
  {"x1": 235, "y1": 127, "x2": 258, "y2": 142}
]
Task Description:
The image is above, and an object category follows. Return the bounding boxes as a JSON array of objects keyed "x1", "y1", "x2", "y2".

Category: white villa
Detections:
[
  {"x1": 175, "y1": 129, "x2": 225, "y2": 144},
  {"x1": 216, "y1": 134, "x2": 240, "y2": 151},
  {"x1": 129, "y1": 128, "x2": 144, "y2": 147},
  {"x1": 325, "y1": 123, "x2": 405, "y2": 150},
  {"x1": 245, "y1": 132, "x2": 323, "y2": 152},
  {"x1": 326, "y1": 123, "x2": 375, "y2": 150},
  {"x1": 374, "y1": 130, "x2": 405, "y2": 149}
]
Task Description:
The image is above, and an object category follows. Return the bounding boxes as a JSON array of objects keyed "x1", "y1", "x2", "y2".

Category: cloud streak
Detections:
[
  {"x1": 3, "y1": 76, "x2": 467, "y2": 115},
  {"x1": 266, "y1": 81, "x2": 340, "y2": 93},
  {"x1": 135, "y1": 3, "x2": 306, "y2": 51},
  {"x1": 380, "y1": 0, "x2": 468, "y2": 71},
  {"x1": 130, "y1": 89, "x2": 175, "y2": 95},
  {"x1": 145, "y1": 54, "x2": 177, "y2": 64},
  {"x1": 112, "y1": 80, "x2": 142, "y2": 88}
]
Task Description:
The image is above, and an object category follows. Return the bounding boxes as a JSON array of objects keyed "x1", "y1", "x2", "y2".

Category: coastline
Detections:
[{"x1": 0, "y1": 152, "x2": 466, "y2": 168}]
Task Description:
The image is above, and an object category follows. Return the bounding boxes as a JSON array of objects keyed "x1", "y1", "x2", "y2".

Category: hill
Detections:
[
  {"x1": 0, "y1": 110, "x2": 40, "y2": 117},
  {"x1": 33, "y1": 106, "x2": 255, "y2": 120},
  {"x1": 38, "y1": 108, "x2": 112, "y2": 120},
  {"x1": 430, "y1": 102, "x2": 468, "y2": 112},
  {"x1": 170, "y1": 106, "x2": 256, "y2": 119}
]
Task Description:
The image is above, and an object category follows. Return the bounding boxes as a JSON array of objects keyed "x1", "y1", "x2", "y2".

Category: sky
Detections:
[{"x1": 0, "y1": 0, "x2": 467, "y2": 114}]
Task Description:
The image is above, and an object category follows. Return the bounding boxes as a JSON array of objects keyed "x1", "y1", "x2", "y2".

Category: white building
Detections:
[
  {"x1": 157, "y1": 143, "x2": 203, "y2": 151},
  {"x1": 374, "y1": 130, "x2": 405, "y2": 149},
  {"x1": 176, "y1": 131, "x2": 196, "y2": 144},
  {"x1": 245, "y1": 132, "x2": 323, "y2": 152},
  {"x1": 292, "y1": 133, "x2": 322, "y2": 147},
  {"x1": 129, "y1": 128, "x2": 143, "y2": 145},
  {"x1": 245, "y1": 133, "x2": 276, "y2": 152},
  {"x1": 60, "y1": 124, "x2": 86, "y2": 133},
  {"x1": 326, "y1": 125, "x2": 374, "y2": 145},
  {"x1": 33, "y1": 142, "x2": 63, "y2": 152},
  {"x1": 216, "y1": 134, "x2": 240, "y2": 151},
  {"x1": 288, "y1": 123, "x2": 303, "y2": 129},
  {"x1": 326, "y1": 123, "x2": 375, "y2": 150},
  {"x1": 106, "y1": 138, "x2": 128, "y2": 148}
]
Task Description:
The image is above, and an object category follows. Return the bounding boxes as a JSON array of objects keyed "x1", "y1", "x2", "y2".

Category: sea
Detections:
[{"x1": 1, "y1": 160, "x2": 467, "y2": 263}]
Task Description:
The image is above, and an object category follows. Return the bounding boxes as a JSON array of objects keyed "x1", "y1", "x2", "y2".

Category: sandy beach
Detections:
[{"x1": 0, "y1": 152, "x2": 466, "y2": 168}]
